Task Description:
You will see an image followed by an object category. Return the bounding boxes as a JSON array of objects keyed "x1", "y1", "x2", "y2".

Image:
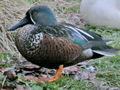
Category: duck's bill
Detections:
[{"x1": 8, "y1": 15, "x2": 31, "y2": 31}]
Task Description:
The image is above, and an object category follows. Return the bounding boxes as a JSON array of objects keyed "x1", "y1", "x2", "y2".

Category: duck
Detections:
[
  {"x1": 8, "y1": 5, "x2": 119, "y2": 82},
  {"x1": 80, "y1": 0, "x2": 120, "y2": 29}
]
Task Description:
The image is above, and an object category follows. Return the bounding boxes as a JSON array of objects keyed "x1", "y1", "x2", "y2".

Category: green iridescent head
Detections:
[{"x1": 8, "y1": 5, "x2": 57, "y2": 31}]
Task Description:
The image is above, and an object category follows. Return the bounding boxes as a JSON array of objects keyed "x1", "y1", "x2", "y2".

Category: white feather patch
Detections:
[
  {"x1": 75, "y1": 28, "x2": 94, "y2": 39},
  {"x1": 83, "y1": 48, "x2": 93, "y2": 58},
  {"x1": 93, "y1": 50, "x2": 115, "y2": 56},
  {"x1": 30, "y1": 15, "x2": 36, "y2": 24},
  {"x1": 64, "y1": 25, "x2": 88, "y2": 41},
  {"x1": 32, "y1": 33, "x2": 43, "y2": 44}
]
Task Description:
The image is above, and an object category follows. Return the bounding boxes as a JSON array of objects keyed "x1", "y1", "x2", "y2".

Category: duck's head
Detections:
[{"x1": 8, "y1": 5, "x2": 57, "y2": 31}]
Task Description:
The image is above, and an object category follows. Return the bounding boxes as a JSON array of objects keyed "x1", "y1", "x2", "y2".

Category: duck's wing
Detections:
[{"x1": 60, "y1": 23, "x2": 119, "y2": 57}]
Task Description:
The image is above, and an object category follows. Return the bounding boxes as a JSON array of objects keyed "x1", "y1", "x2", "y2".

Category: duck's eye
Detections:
[{"x1": 32, "y1": 11, "x2": 38, "y2": 15}]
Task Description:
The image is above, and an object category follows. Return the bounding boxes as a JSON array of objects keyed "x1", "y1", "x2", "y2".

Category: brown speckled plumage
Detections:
[{"x1": 15, "y1": 25, "x2": 88, "y2": 69}]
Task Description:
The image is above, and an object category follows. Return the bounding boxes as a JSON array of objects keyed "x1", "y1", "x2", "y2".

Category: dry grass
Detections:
[{"x1": 0, "y1": 0, "x2": 29, "y2": 58}]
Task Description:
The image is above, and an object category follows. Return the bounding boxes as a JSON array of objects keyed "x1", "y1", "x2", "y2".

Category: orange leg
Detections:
[
  {"x1": 49, "y1": 65, "x2": 63, "y2": 82},
  {"x1": 25, "y1": 65, "x2": 63, "y2": 82}
]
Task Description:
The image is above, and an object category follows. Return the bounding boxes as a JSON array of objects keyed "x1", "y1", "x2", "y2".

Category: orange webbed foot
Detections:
[
  {"x1": 24, "y1": 65, "x2": 63, "y2": 82},
  {"x1": 49, "y1": 65, "x2": 63, "y2": 82}
]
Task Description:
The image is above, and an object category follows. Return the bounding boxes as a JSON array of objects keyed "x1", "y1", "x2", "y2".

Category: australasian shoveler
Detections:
[{"x1": 8, "y1": 5, "x2": 119, "y2": 82}]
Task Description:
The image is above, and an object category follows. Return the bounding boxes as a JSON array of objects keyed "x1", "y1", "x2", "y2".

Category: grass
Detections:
[{"x1": 0, "y1": 0, "x2": 120, "y2": 90}]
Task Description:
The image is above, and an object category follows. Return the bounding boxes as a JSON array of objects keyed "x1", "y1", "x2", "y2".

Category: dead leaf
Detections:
[
  {"x1": 62, "y1": 66, "x2": 78, "y2": 74},
  {"x1": 0, "y1": 67, "x2": 2, "y2": 71},
  {"x1": 39, "y1": 68, "x2": 54, "y2": 74},
  {"x1": 0, "y1": 47, "x2": 3, "y2": 53},
  {"x1": 77, "y1": 61, "x2": 89, "y2": 66},
  {"x1": 87, "y1": 66, "x2": 95, "y2": 72},
  {"x1": 24, "y1": 75, "x2": 49, "y2": 82},
  {"x1": 3, "y1": 70, "x2": 16, "y2": 81},
  {"x1": 22, "y1": 70, "x2": 34, "y2": 75},
  {"x1": 53, "y1": 0, "x2": 57, "y2": 2},
  {"x1": 16, "y1": 84, "x2": 30, "y2": 90},
  {"x1": 23, "y1": 62, "x2": 40, "y2": 68},
  {"x1": 74, "y1": 73, "x2": 81, "y2": 80},
  {"x1": 81, "y1": 71, "x2": 89, "y2": 80},
  {"x1": 89, "y1": 73, "x2": 96, "y2": 80},
  {"x1": 1, "y1": 85, "x2": 14, "y2": 90}
]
